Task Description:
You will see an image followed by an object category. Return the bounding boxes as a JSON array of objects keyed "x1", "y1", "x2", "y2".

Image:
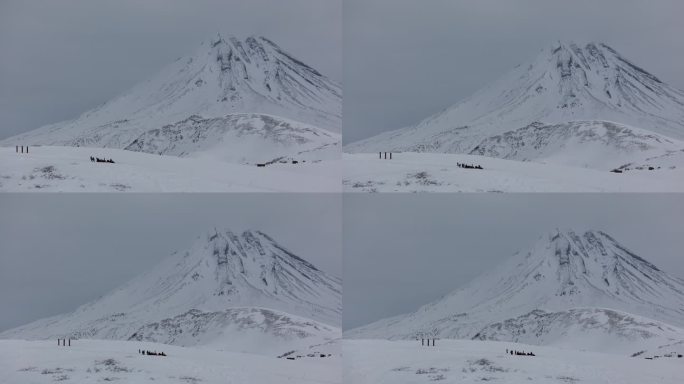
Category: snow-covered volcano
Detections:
[
  {"x1": 346, "y1": 42, "x2": 684, "y2": 168},
  {"x1": 0, "y1": 229, "x2": 342, "y2": 353},
  {"x1": 1, "y1": 34, "x2": 341, "y2": 153},
  {"x1": 347, "y1": 229, "x2": 684, "y2": 353}
]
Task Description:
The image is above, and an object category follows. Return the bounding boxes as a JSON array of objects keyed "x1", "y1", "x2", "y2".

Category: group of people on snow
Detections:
[
  {"x1": 457, "y1": 162, "x2": 483, "y2": 170},
  {"x1": 506, "y1": 348, "x2": 535, "y2": 356},
  {"x1": 138, "y1": 349, "x2": 166, "y2": 356},
  {"x1": 90, "y1": 156, "x2": 115, "y2": 163}
]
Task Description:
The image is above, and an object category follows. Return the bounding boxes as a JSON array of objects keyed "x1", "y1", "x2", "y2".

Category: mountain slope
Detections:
[
  {"x1": 347, "y1": 229, "x2": 684, "y2": 351},
  {"x1": 0, "y1": 229, "x2": 342, "y2": 351},
  {"x1": 468, "y1": 120, "x2": 684, "y2": 169},
  {"x1": 2, "y1": 34, "x2": 341, "y2": 150},
  {"x1": 123, "y1": 113, "x2": 340, "y2": 164},
  {"x1": 346, "y1": 42, "x2": 684, "y2": 161},
  {"x1": 473, "y1": 308, "x2": 684, "y2": 355}
]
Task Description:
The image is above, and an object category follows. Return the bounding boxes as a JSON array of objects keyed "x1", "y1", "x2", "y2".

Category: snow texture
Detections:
[
  {"x1": 345, "y1": 339, "x2": 684, "y2": 384},
  {"x1": 343, "y1": 152, "x2": 684, "y2": 192},
  {"x1": 1, "y1": 339, "x2": 340, "y2": 384},
  {"x1": 0, "y1": 146, "x2": 340, "y2": 192}
]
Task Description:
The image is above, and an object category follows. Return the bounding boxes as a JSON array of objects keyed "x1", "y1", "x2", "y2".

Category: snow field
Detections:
[
  {"x1": 0, "y1": 146, "x2": 340, "y2": 192},
  {"x1": 0, "y1": 339, "x2": 340, "y2": 384},
  {"x1": 344, "y1": 339, "x2": 684, "y2": 384},
  {"x1": 343, "y1": 152, "x2": 684, "y2": 192}
]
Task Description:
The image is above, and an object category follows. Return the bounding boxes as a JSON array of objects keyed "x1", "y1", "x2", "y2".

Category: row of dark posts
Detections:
[
  {"x1": 421, "y1": 338, "x2": 436, "y2": 346},
  {"x1": 379, "y1": 152, "x2": 392, "y2": 160},
  {"x1": 15, "y1": 146, "x2": 28, "y2": 153},
  {"x1": 57, "y1": 338, "x2": 71, "y2": 346}
]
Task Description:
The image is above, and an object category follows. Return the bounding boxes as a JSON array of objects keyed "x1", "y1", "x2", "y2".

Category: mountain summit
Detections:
[
  {"x1": 346, "y1": 42, "x2": 684, "y2": 160},
  {"x1": 346, "y1": 229, "x2": 684, "y2": 348},
  {"x1": 3, "y1": 35, "x2": 341, "y2": 149}
]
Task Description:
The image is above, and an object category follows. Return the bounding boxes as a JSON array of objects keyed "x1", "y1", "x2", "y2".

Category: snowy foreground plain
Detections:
[
  {"x1": 343, "y1": 153, "x2": 684, "y2": 192},
  {"x1": 344, "y1": 339, "x2": 684, "y2": 384},
  {"x1": 0, "y1": 339, "x2": 340, "y2": 384},
  {"x1": 0, "y1": 146, "x2": 340, "y2": 192}
]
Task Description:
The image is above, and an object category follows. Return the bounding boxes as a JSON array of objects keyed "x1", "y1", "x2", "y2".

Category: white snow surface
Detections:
[
  {"x1": 1, "y1": 339, "x2": 341, "y2": 383},
  {"x1": 1, "y1": 229, "x2": 342, "y2": 355},
  {"x1": 345, "y1": 339, "x2": 684, "y2": 384},
  {"x1": 346, "y1": 230, "x2": 684, "y2": 355},
  {"x1": 0, "y1": 146, "x2": 340, "y2": 192},
  {"x1": 2, "y1": 34, "x2": 341, "y2": 150},
  {"x1": 343, "y1": 152, "x2": 684, "y2": 192}
]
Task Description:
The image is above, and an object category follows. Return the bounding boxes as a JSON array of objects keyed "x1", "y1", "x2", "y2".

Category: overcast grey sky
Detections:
[
  {"x1": 0, "y1": 0, "x2": 341, "y2": 139},
  {"x1": 0, "y1": 194, "x2": 341, "y2": 332},
  {"x1": 343, "y1": 194, "x2": 684, "y2": 330},
  {"x1": 344, "y1": 0, "x2": 684, "y2": 143}
]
